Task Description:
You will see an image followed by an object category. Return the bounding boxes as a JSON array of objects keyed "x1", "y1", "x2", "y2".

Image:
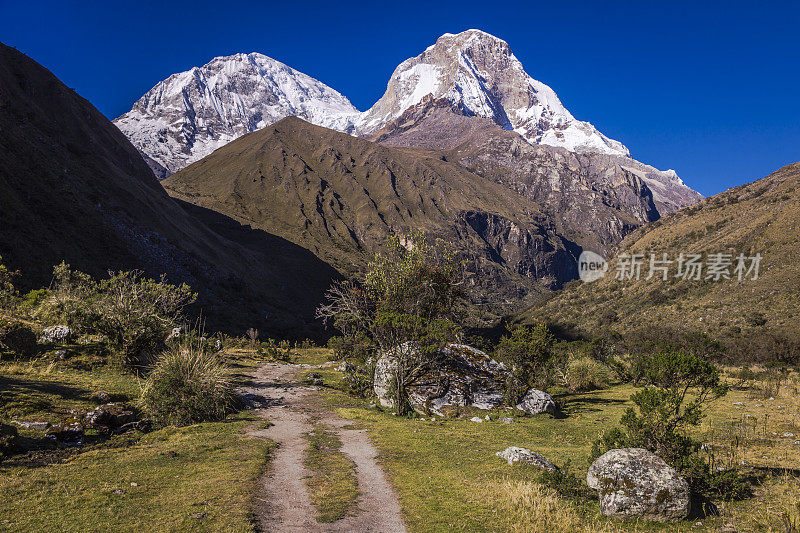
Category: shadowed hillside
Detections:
[{"x1": 0, "y1": 42, "x2": 337, "y2": 338}]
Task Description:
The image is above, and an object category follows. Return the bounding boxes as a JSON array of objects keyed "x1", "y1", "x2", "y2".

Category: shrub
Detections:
[
  {"x1": 564, "y1": 357, "x2": 611, "y2": 392},
  {"x1": 93, "y1": 271, "x2": 196, "y2": 367},
  {"x1": 37, "y1": 262, "x2": 99, "y2": 329},
  {"x1": 591, "y1": 350, "x2": 745, "y2": 500},
  {"x1": 317, "y1": 232, "x2": 463, "y2": 414},
  {"x1": 0, "y1": 256, "x2": 18, "y2": 311},
  {"x1": 494, "y1": 324, "x2": 554, "y2": 404},
  {"x1": 139, "y1": 346, "x2": 238, "y2": 426}
]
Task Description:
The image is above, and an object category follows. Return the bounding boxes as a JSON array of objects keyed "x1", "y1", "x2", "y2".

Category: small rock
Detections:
[
  {"x1": 781, "y1": 433, "x2": 795, "y2": 438},
  {"x1": 515, "y1": 389, "x2": 556, "y2": 415},
  {"x1": 484, "y1": 415, "x2": 490, "y2": 421},
  {"x1": 794, "y1": 440, "x2": 800, "y2": 445},
  {"x1": 130, "y1": 482, "x2": 138, "y2": 487},
  {"x1": 496, "y1": 447, "x2": 557, "y2": 470},
  {"x1": 90, "y1": 391, "x2": 112, "y2": 404},
  {"x1": 112, "y1": 489, "x2": 124, "y2": 496},
  {"x1": 721, "y1": 523, "x2": 737, "y2": 533},
  {"x1": 470, "y1": 417, "x2": 483, "y2": 423},
  {"x1": 190, "y1": 513, "x2": 207, "y2": 519}
]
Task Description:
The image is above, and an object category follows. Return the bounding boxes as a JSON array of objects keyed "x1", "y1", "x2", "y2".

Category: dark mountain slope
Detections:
[
  {"x1": 164, "y1": 117, "x2": 582, "y2": 314},
  {"x1": 0, "y1": 42, "x2": 336, "y2": 337}
]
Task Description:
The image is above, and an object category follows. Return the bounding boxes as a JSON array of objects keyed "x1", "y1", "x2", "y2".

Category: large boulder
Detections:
[
  {"x1": 515, "y1": 388, "x2": 557, "y2": 415},
  {"x1": 587, "y1": 448, "x2": 691, "y2": 521},
  {"x1": 496, "y1": 446, "x2": 557, "y2": 470},
  {"x1": 39, "y1": 325, "x2": 74, "y2": 344},
  {"x1": 84, "y1": 403, "x2": 137, "y2": 434},
  {"x1": 0, "y1": 324, "x2": 37, "y2": 357},
  {"x1": 373, "y1": 343, "x2": 507, "y2": 415}
]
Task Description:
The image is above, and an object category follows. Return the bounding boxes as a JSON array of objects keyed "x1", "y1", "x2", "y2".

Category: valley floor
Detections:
[{"x1": 1, "y1": 349, "x2": 799, "y2": 532}]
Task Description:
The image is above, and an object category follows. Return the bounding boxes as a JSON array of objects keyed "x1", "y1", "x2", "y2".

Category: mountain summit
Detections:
[
  {"x1": 113, "y1": 53, "x2": 359, "y2": 177},
  {"x1": 356, "y1": 29, "x2": 629, "y2": 157}
]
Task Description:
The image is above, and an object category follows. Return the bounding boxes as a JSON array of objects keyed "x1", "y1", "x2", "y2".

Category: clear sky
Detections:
[{"x1": 1, "y1": 0, "x2": 798, "y2": 196}]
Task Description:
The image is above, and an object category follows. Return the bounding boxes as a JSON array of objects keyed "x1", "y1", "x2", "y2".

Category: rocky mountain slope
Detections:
[
  {"x1": 370, "y1": 97, "x2": 680, "y2": 254},
  {"x1": 164, "y1": 117, "x2": 582, "y2": 313},
  {"x1": 113, "y1": 53, "x2": 359, "y2": 177},
  {"x1": 521, "y1": 162, "x2": 800, "y2": 356},
  {"x1": 0, "y1": 43, "x2": 337, "y2": 337}
]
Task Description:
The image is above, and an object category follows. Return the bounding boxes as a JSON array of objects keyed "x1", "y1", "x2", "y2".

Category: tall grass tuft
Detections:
[
  {"x1": 564, "y1": 357, "x2": 611, "y2": 392},
  {"x1": 139, "y1": 345, "x2": 239, "y2": 426}
]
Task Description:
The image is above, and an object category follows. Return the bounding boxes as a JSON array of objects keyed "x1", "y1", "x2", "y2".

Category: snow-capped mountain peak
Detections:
[
  {"x1": 357, "y1": 29, "x2": 630, "y2": 157},
  {"x1": 113, "y1": 52, "x2": 359, "y2": 177}
]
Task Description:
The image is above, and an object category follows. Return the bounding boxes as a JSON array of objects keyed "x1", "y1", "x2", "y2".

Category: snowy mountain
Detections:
[
  {"x1": 356, "y1": 30, "x2": 630, "y2": 157},
  {"x1": 114, "y1": 29, "x2": 699, "y2": 211},
  {"x1": 113, "y1": 53, "x2": 359, "y2": 177}
]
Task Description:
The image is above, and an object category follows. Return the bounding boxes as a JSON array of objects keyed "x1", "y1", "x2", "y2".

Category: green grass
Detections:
[
  {"x1": 0, "y1": 415, "x2": 274, "y2": 532},
  {"x1": 0, "y1": 354, "x2": 275, "y2": 532},
  {"x1": 311, "y1": 362, "x2": 800, "y2": 532},
  {"x1": 303, "y1": 424, "x2": 359, "y2": 523}
]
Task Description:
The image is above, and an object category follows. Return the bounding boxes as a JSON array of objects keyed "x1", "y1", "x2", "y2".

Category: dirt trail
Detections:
[{"x1": 245, "y1": 362, "x2": 406, "y2": 533}]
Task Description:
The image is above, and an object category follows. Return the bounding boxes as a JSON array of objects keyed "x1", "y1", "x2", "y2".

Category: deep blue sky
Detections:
[{"x1": 1, "y1": 0, "x2": 798, "y2": 196}]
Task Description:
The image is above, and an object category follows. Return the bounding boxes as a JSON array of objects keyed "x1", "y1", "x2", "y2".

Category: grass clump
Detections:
[
  {"x1": 303, "y1": 424, "x2": 359, "y2": 522},
  {"x1": 139, "y1": 346, "x2": 239, "y2": 426},
  {"x1": 564, "y1": 357, "x2": 611, "y2": 392}
]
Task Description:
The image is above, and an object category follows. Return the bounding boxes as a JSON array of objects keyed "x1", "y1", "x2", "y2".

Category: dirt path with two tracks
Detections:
[{"x1": 244, "y1": 362, "x2": 406, "y2": 532}]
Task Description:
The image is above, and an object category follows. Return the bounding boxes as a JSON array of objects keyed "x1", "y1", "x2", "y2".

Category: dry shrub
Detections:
[
  {"x1": 498, "y1": 481, "x2": 625, "y2": 533},
  {"x1": 564, "y1": 357, "x2": 611, "y2": 392}
]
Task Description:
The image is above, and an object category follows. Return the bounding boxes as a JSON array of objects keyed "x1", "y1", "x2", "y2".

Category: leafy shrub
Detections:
[
  {"x1": 139, "y1": 346, "x2": 239, "y2": 426},
  {"x1": 0, "y1": 256, "x2": 18, "y2": 311},
  {"x1": 494, "y1": 324, "x2": 554, "y2": 404},
  {"x1": 564, "y1": 357, "x2": 611, "y2": 392},
  {"x1": 36, "y1": 262, "x2": 99, "y2": 329},
  {"x1": 327, "y1": 331, "x2": 375, "y2": 363}
]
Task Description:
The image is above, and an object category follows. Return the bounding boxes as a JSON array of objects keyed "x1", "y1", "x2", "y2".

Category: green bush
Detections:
[
  {"x1": 139, "y1": 346, "x2": 239, "y2": 426},
  {"x1": 493, "y1": 324, "x2": 554, "y2": 404},
  {"x1": 317, "y1": 232, "x2": 463, "y2": 415},
  {"x1": 0, "y1": 256, "x2": 18, "y2": 311},
  {"x1": 591, "y1": 350, "x2": 746, "y2": 500}
]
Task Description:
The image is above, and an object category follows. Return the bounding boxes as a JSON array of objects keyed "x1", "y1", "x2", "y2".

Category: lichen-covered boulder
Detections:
[
  {"x1": 587, "y1": 448, "x2": 690, "y2": 521},
  {"x1": 373, "y1": 343, "x2": 507, "y2": 415},
  {"x1": 496, "y1": 446, "x2": 557, "y2": 470},
  {"x1": 515, "y1": 389, "x2": 556, "y2": 415},
  {"x1": 39, "y1": 325, "x2": 74, "y2": 344}
]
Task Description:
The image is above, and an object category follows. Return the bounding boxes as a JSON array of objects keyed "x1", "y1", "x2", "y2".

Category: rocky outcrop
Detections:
[
  {"x1": 374, "y1": 343, "x2": 507, "y2": 415},
  {"x1": 496, "y1": 446, "x2": 557, "y2": 470},
  {"x1": 587, "y1": 448, "x2": 691, "y2": 521}
]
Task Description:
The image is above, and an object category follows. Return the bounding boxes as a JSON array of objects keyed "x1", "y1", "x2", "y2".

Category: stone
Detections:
[
  {"x1": 500, "y1": 417, "x2": 515, "y2": 424},
  {"x1": 91, "y1": 391, "x2": 112, "y2": 404},
  {"x1": 587, "y1": 448, "x2": 690, "y2": 521},
  {"x1": 0, "y1": 324, "x2": 37, "y2": 357},
  {"x1": 0, "y1": 422, "x2": 18, "y2": 458},
  {"x1": 470, "y1": 417, "x2": 484, "y2": 423},
  {"x1": 38, "y1": 325, "x2": 73, "y2": 344},
  {"x1": 496, "y1": 446, "x2": 557, "y2": 470},
  {"x1": 46, "y1": 421, "x2": 84, "y2": 446},
  {"x1": 84, "y1": 403, "x2": 136, "y2": 434},
  {"x1": 166, "y1": 326, "x2": 183, "y2": 342},
  {"x1": 373, "y1": 343, "x2": 507, "y2": 415},
  {"x1": 337, "y1": 361, "x2": 356, "y2": 373},
  {"x1": 10, "y1": 420, "x2": 50, "y2": 431},
  {"x1": 515, "y1": 389, "x2": 557, "y2": 415}
]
